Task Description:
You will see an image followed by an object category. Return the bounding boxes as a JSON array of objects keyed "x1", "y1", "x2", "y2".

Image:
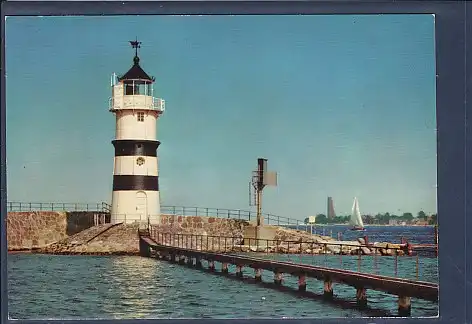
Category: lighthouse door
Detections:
[{"x1": 136, "y1": 191, "x2": 147, "y2": 222}]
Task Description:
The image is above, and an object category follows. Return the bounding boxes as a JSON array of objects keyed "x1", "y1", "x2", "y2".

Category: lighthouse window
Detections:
[
  {"x1": 125, "y1": 84, "x2": 134, "y2": 95},
  {"x1": 124, "y1": 81, "x2": 152, "y2": 96},
  {"x1": 136, "y1": 84, "x2": 147, "y2": 95},
  {"x1": 146, "y1": 84, "x2": 153, "y2": 96},
  {"x1": 137, "y1": 112, "x2": 145, "y2": 122}
]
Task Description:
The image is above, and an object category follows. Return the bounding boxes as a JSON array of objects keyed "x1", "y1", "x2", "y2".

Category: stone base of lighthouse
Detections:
[{"x1": 110, "y1": 190, "x2": 161, "y2": 225}]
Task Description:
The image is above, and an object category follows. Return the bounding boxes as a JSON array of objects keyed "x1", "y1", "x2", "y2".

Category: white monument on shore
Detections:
[{"x1": 108, "y1": 40, "x2": 165, "y2": 225}]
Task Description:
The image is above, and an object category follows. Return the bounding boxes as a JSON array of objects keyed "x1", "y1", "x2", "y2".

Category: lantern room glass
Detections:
[{"x1": 123, "y1": 80, "x2": 153, "y2": 96}]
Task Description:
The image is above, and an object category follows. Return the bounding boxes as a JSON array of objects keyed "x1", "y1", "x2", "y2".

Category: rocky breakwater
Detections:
[
  {"x1": 268, "y1": 227, "x2": 341, "y2": 254},
  {"x1": 150, "y1": 214, "x2": 249, "y2": 252},
  {"x1": 149, "y1": 217, "x2": 407, "y2": 256},
  {"x1": 239, "y1": 227, "x2": 349, "y2": 254},
  {"x1": 272, "y1": 228, "x2": 407, "y2": 256},
  {"x1": 149, "y1": 217, "x2": 343, "y2": 254},
  {"x1": 28, "y1": 213, "x2": 407, "y2": 256},
  {"x1": 36, "y1": 223, "x2": 141, "y2": 256}
]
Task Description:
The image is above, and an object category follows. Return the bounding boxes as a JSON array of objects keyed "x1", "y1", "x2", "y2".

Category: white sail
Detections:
[{"x1": 350, "y1": 197, "x2": 364, "y2": 228}]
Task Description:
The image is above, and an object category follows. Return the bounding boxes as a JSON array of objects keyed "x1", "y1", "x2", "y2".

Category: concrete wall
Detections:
[
  {"x1": 243, "y1": 225, "x2": 279, "y2": 241},
  {"x1": 7, "y1": 211, "x2": 109, "y2": 251},
  {"x1": 66, "y1": 212, "x2": 110, "y2": 235}
]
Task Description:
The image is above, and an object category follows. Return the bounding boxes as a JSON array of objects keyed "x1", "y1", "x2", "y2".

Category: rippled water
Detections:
[
  {"x1": 8, "y1": 226, "x2": 439, "y2": 319},
  {"x1": 289, "y1": 224, "x2": 436, "y2": 245}
]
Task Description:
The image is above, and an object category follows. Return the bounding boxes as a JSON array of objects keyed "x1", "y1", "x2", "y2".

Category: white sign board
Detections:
[{"x1": 308, "y1": 216, "x2": 316, "y2": 224}]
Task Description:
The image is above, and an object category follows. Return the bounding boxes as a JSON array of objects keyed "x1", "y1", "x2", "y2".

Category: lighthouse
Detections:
[{"x1": 109, "y1": 40, "x2": 165, "y2": 225}]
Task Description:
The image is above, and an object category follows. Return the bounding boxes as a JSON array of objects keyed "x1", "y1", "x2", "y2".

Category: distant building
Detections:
[
  {"x1": 413, "y1": 219, "x2": 429, "y2": 226},
  {"x1": 327, "y1": 197, "x2": 336, "y2": 219}
]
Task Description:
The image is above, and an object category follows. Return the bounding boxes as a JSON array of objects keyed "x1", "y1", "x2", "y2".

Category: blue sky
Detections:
[{"x1": 5, "y1": 15, "x2": 436, "y2": 218}]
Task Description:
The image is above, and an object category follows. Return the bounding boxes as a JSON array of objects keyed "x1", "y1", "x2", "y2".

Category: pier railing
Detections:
[
  {"x1": 160, "y1": 205, "x2": 303, "y2": 228},
  {"x1": 7, "y1": 201, "x2": 305, "y2": 229},
  {"x1": 148, "y1": 230, "x2": 437, "y2": 281},
  {"x1": 7, "y1": 201, "x2": 111, "y2": 213}
]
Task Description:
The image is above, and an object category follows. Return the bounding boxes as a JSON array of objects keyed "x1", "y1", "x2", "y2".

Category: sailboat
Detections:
[{"x1": 349, "y1": 197, "x2": 365, "y2": 231}]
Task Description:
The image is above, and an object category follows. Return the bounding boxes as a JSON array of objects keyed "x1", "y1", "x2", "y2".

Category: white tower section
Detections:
[{"x1": 109, "y1": 40, "x2": 165, "y2": 225}]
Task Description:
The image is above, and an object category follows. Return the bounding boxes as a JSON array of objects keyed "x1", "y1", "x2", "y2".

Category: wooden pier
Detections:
[{"x1": 139, "y1": 234, "x2": 438, "y2": 317}]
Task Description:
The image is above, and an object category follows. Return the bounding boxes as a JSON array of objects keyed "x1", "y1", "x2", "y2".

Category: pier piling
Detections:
[
  {"x1": 323, "y1": 276, "x2": 333, "y2": 299},
  {"x1": 398, "y1": 296, "x2": 411, "y2": 317},
  {"x1": 196, "y1": 257, "x2": 202, "y2": 269},
  {"x1": 236, "y1": 265, "x2": 243, "y2": 277},
  {"x1": 209, "y1": 260, "x2": 216, "y2": 272},
  {"x1": 356, "y1": 287, "x2": 367, "y2": 309},
  {"x1": 298, "y1": 274, "x2": 307, "y2": 292},
  {"x1": 274, "y1": 271, "x2": 283, "y2": 286},
  {"x1": 255, "y1": 268, "x2": 262, "y2": 282},
  {"x1": 186, "y1": 256, "x2": 193, "y2": 267},
  {"x1": 222, "y1": 262, "x2": 229, "y2": 274}
]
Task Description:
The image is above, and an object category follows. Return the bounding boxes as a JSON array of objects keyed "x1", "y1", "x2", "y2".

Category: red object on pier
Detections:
[{"x1": 407, "y1": 242, "x2": 413, "y2": 255}]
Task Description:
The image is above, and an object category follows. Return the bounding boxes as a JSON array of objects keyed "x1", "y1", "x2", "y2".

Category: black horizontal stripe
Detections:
[
  {"x1": 113, "y1": 175, "x2": 159, "y2": 191},
  {"x1": 112, "y1": 140, "x2": 160, "y2": 157}
]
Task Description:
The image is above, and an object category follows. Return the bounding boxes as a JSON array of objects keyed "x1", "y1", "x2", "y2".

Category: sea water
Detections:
[{"x1": 8, "y1": 226, "x2": 439, "y2": 319}]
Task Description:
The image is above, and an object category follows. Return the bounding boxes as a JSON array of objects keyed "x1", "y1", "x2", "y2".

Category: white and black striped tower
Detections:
[{"x1": 109, "y1": 39, "x2": 165, "y2": 225}]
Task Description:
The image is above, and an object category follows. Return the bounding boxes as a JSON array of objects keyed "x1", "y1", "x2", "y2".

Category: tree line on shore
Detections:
[{"x1": 304, "y1": 211, "x2": 438, "y2": 225}]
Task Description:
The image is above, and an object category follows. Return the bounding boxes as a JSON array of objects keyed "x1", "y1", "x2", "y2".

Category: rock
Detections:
[
  {"x1": 358, "y1": 237, "x2": 366, "y2": 245},
  {"x1": 277, "y1": 246, "x2": 288, "y2": 253},
  {"x1": 240, "y1": 245, "x2": 249, "y2": 252},
  {"x1": 320, "y1": 236, "x2": 333, "y2": 241}
]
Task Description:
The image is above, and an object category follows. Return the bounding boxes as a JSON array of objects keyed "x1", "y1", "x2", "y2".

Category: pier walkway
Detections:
[{"x1": 139, "y1": 231, "x2": 438, "y2": 317}]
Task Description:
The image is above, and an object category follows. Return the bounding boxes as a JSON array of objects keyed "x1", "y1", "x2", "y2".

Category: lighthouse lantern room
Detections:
[{"x1": 109, "y1": 40, "x2": 165, "y2": 225}]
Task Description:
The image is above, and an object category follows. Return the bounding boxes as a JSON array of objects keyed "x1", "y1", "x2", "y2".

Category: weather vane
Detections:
[{"x1": 129, "y1": 38, "x2": 142, "y2": 58}]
